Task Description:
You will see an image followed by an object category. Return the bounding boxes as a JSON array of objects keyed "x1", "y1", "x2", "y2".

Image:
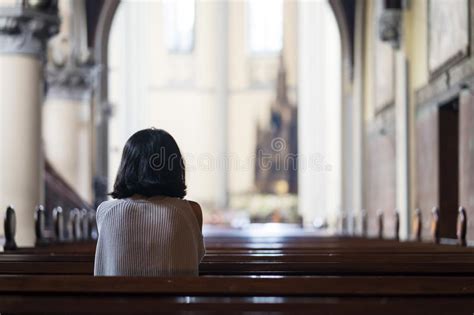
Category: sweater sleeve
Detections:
[{"x1": 198, "y1": 233, "x2": 206, "y2": 262}]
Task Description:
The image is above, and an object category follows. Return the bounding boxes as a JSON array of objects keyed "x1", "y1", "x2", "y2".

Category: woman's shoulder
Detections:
[
  {"x1": 185, "y1": 200, "x2": 203, "y2": 231},
  {"x1": 186, "y1": 200, "x2": 202, "y2": 215},
  {"x1": 97, "y1": 198, "x2": 122, "y2": 211},
  {"x1": 96, "y1": 199, "x2": 126, "y2": 222},
  {"x1": 162, "y1": 197, "x2": 199, "y2": 211},
  {"x1": 157, "y1": 198, "x2": 202, "y2": 224}
]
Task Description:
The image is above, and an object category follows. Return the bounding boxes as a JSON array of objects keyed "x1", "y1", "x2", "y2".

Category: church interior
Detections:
[{"x1": 1, "y1": 0, "x2": 474, "y2": 313}]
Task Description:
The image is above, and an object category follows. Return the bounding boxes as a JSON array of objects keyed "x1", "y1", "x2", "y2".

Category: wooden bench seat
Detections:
[
  {"x1": 8, "y1": 244, "x2": 473, "y2": 257},
  {"x1": 2, "y1": 251, "x2": 474, "y2": 275},
  {"x1": 0, "y1": 275, "x2": 473, "y2": 314},
  {"x1": 0, "y1": 209, "x2": 472, "y2": 314}
]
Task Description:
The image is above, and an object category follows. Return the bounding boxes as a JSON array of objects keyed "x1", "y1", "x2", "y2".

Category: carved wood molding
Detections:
[{"x1": 0, "y1": 6, "x2": 59, "y2": 60}]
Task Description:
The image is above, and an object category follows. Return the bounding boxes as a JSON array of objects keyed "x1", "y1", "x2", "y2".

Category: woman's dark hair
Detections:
[{"x1": 110, "y1": 128, "x2": 186, "y2": 199}]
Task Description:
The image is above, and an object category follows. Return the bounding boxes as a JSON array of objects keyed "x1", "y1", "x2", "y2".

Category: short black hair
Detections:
[{"x1": 110, "y1": 128, "x2": 186, "y2": 199}]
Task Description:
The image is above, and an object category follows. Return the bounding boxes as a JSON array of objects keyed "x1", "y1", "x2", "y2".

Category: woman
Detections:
[{"x1": 94, "y1": 128, "x2": 205, "y2": 276}]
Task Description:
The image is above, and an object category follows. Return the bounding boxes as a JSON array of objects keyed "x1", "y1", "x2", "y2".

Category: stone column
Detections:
[
  {"x1": 0, "y1": 4, "x2": 59, "y2": 246},
  {"x1": 351, "y1": 0, "x2": 365, "y2": 235},
  {"x1": 395, "y1": 51, "x2": 410, "y2": 240},
  {"x1": 298, "y1": 0, "x2": 326, "y2": 226},
  {"x1": 298, "y1": 1, "x2": 342, "y2": 228},
  {"x1": 215, "y1": 0, "x2": 229, "y2": 209},
  {"x1": 44, "y1": 66, "x2": 94, "y2": 203}
]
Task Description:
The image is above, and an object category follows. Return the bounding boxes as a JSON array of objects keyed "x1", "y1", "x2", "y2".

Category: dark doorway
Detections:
[{"x1": 438, "y1": 100, "x2": 459, "y2": 238}]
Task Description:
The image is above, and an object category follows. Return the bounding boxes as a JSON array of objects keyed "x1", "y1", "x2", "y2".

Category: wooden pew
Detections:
[
  {"x1": 2, "y1": 206, "x2": 97, "y2": 254},
  {"x1": 2, "y1": 243, "x2": 474, "y2": 276},
  {"x1": 457, "y1": 207, "x2": 468, "y2": 246},
  {"x1": 6, "y1": 237, "x2": 468, "y2": 256},
  {"x1": 1, "y1": 207, "x2": 473, "y2": 314},
  {"x1": 1, "y1": 206, "x2": 472, "y2": 277},
  {"x1": 2, "y1": 205, "x2": 469, "y2": 254},
  {"x1": 3, "y1": 206, "x2": 17, "y2": 250},
  {"x1": 0, "y1": 275, "x2": 473, "y2": 314}
]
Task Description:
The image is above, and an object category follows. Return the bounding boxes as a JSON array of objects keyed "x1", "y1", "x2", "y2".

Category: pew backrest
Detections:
[
  {"x1": 53, "y1": 206, "x2": 65, "y2": 242},
  {"x1": 431, "y1": 206, "x2": 440, "y2": 244},
  {"x1": 3, "y1": 206, "x2": 17, "y2": 250},
  {"x1": 412, "y1": 209, "x2": 422, "y2": 241},
  {"x1": 377, "y1": 210, "x2": 384, "y2": 239},
  {"x1": 394, "y1": 211, "x2": 400, "y2": 240},
  {"x1": 457, "y1": 207, "x2": 467, "y2": 246},
  {"x1": 361, "y1": 209, "x2": 368, "y2": 237},
  {"x1": 34, "y1": 205, "x2": 46, "y2": 244}
]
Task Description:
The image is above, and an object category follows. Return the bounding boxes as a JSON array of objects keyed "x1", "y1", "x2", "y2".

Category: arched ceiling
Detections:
[
  {"x1": 329, "y1": 0, "x2": 356, "y2": 72},
  {"x1": 84, "y1": 0, "x2": 105, "y2": 48},
  {"x1": 86, "y1": 0, "x2": 356, "y2": 70}
]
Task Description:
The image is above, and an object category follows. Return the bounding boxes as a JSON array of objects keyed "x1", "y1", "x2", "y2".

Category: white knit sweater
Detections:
[{"x1": 94, "y1": 196, "x2": 205, "y2": 276}]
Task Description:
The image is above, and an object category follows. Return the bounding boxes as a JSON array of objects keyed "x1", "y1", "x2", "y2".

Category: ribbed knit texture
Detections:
[{"x1": 94, "y1": 196, "x2": 205, "y2": 276}]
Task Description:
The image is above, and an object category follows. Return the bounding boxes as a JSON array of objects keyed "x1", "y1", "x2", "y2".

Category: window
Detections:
[
  {"x1": 247, "y1": 0, "x2": 283, "y2": 55},
  {"x1": 163, "y1": 0, "x2": 196, "y2": 53}
]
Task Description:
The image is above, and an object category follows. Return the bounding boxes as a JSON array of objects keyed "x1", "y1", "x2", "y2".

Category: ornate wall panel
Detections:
[
  {"x1": 459, "y1": 89, "x2": 474, "y2": 241},
  {"x1": 428, "y1": 0, "x2": 469, "y2": 77},
  {"x1": 364, "y1": 111, "x2": 396, "y2": 238},
  {"x1": 415, "y1": 106, "x2": 439, "y2": 240},
  {"x1": 373, "y1": 0, "x2": 395, "y2": 112}
]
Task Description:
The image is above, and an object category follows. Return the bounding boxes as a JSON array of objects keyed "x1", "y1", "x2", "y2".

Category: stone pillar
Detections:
[
  {"x1": 298, "y1": 1, "x2": 341, "y2": 228},
  {"x1": 215, "y1": 0, "x2": 229, "y2": 209},
  {"x1": 0, "y1": 4, "x2": 59, "y2": 246},
  {"x1": 44, "y1": 67, "x2": 94, "y2": 203},
  {"x1": 298, "y1": 0, "x2": 326, "y2": 226},
  {"x1": 395, "y1": 51, "x2": 410, "y2": 240},
  {"x1": 351, "y1": 0, "x2": 365, "y2": 235}
]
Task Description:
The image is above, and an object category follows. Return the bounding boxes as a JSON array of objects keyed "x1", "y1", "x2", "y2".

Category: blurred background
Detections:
[
  {"x1": 1, "y1": 0, "x2": 473, "y2": 246},
  {"x1": 106, "y1": 0, "x2": 341, "y2": 230}
]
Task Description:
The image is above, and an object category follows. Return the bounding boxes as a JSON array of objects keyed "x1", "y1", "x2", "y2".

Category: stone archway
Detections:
[
  {"x1": 92, "y1": 0, "x2": 355, "y2": 221},
  {"x1": 92, "y1": 0, "x2": 120, "y2": 205},
  {"x1": 328, "y1": 0, "x2": 357, "y2": 233}
]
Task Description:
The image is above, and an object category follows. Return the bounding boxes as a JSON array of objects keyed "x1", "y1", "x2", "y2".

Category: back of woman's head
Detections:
[{"x1": 111, "y1": 128, "x2": 186, "y2": 199}]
